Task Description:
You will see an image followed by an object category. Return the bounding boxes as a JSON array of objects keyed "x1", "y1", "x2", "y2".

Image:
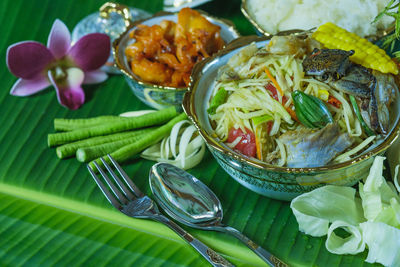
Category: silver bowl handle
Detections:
[{"x1": 100, "y1": 2, "x2": 132, "y2": 28}]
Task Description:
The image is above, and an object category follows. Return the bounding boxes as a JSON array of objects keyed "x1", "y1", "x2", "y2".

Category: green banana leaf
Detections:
[{"x1": 0, "y1": 0, "x2": 379, "y2": 266}]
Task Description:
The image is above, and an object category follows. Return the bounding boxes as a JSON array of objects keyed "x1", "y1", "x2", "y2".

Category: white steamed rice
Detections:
[{"x1": 246, "y1": 0, "x2": 394, "y2": 37}]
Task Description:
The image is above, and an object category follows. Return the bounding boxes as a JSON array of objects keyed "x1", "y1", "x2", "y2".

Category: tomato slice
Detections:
[
  {"x1": 265, "y1": 83, "x2": 278, "y2": 101},
  {"x1": 327, "y1": 95, "x2": 342, "y2": 108},
  {"x1": 227, "y1": 127, "x2": 256, "y2": 158},
  {"x1": 265, "y1": 83, "x2": 287, "y2": 103}
]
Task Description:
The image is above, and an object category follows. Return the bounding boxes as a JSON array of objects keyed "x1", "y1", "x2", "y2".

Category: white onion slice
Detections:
[
  {"x1": 178, "y1": 125, "x2": 197, "y2": 168},
  {"x1": 140, "y1": 120, "x2": 205, "y2": 170},
  {"x1": 170, "y1": 120, "x2": 191, "y2": 158}
]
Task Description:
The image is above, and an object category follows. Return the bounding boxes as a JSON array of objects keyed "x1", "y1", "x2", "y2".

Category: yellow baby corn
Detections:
[{"x1": 312, "y1": 22, "x2": 398, "y2": 75}]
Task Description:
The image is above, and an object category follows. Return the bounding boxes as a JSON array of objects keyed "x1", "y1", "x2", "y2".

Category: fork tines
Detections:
[{"x1": 87, "y1": 155, "x2": 144, "y2": 210}]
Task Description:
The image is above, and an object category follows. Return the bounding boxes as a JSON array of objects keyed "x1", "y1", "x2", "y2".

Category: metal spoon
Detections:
[{"x1": 149, "y1": 163, "x2": 288, "y2": 267}]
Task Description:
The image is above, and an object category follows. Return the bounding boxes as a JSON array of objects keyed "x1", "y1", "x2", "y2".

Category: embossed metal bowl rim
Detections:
[
  {"x1": 113, "y1": 10, "x2": 240, "y2": 93},
  {"x1": 183, "y1": 35, "x2": 400, "y2": 175},
  {"x1": 240, "y1": 0, "x2": 393, "y2": 39},
  {"x1": 210, "y1": 149, "x2": 306, "y2": 186}
]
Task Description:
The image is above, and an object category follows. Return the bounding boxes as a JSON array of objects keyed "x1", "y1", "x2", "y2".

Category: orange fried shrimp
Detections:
[
  {"x1": 175, "y1": 39, "x2": 196, "y2": 66},
  {"x1": 125, "y1": 41, "x2": 144, "y2": 59},
  {"x1": 131, "y1": 58, "x2": 171, "y2": 85},
  {"x1": 125, "y1": 7, "x2": 225, "y2": 88},
  {"x1": 170, "y1": 71, "x2": 184, "y2": 87},
  {"x1": 157, "y1": 53, "x2": 192, "y2": 72},
  {"x1": 176, "y1": 8, "x2": 220, "y2": 37},
  {"x1": 132, "y1": 25, "x2": 164, "y2": 56},
  {"x1": 160, "y1": 20, "x2": 176, "y2": 43},
  {"x1": 169, "y1": 71, "x2": 191, "y2": 88}
]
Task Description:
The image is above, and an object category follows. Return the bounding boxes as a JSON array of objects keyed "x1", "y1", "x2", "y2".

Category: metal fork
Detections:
[{"x1": 87, "y1": 155, "x2": 234, "y2": 267}]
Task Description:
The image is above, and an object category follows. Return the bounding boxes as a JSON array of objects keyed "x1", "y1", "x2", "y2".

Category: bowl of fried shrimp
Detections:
[
  {"x1": 183, "y1": 33, "x2": 400, "y2": 201},
  {"x1": 113, "y1": 8, "x2": 240, "y2": 110}
]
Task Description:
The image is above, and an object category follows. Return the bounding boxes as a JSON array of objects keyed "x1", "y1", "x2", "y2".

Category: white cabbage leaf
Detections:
[
  {"x1": 325, "y1": 221, "x2": 365, "y2": 255},
  {"x1": 358, "y1": 156, "x2": 400, "y2": 229},
  {"x1": 360, "y1": 221, "x2": 400, "y2": 267},
  {"x1": 291, "y1": 156, "x2": 400, "y2": 266},
  {"x1": 290, "y1": 185, "x2": 365, "y2": 237}
]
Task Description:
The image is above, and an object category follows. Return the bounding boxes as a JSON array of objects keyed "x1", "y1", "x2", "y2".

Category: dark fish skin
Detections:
[
  {"x1": 279, "y1": 123, "x2": 353, "y2": 168},
  {"x1": 368, "y1": 93, "x2": 380, "y2": 133},
  {"x1": 357, "y1": 71, "x2": 397, "y2": 134},
  {"x1": 359, "y1": 97, "x2": 373, "y2": 130},
  {"x1": 373, "y1": 71, "x2": 397, "y2": 134},
  {"x1": 329, "y1": 65, "x2": 375, "y2": 98}
]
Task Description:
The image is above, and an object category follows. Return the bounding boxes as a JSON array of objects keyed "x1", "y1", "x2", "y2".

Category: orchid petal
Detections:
[
  {"x1": 48, "y1": 67, "x2": 85, "y2": 110},
  {"x1": 47, "y1": 19, "x2": 71, "y2": 59},
  {"x1": 67, "y1": 33, "x2": 110, "y2": 71},
  {"x1": 10, "y1": 76, "x2": 51, "y2": 96},
  {"x1": 7, "y1": 41, "x2": 54, "y2": 79},
  {"x1": 83, "y1": 69, "x2": 108, "y2": 84}
]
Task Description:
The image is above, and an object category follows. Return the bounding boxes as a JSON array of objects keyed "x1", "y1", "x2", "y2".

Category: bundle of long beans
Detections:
[{"x1": 48, "y1": 107, "x2": 187, "y2": 168}]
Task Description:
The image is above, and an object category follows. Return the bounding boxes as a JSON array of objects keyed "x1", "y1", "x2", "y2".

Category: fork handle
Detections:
[{"x1": 155, "y1": 215, "x2": 234, "y2": 267}]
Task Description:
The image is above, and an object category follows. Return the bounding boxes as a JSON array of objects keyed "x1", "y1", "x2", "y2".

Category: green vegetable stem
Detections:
[
  {"x1": 292, "y1": 90, "x2": 333, "y2": 128},
  {"x1": 349, "y1": 95, "x2": 375, "y2": 136},
  {"x1": 54, "y1": 116, "x2": 131, "y2": 131},
  {"x1": 89, "y1": 113, "x2": 188, "y2": 169},
  {"x1": 48, "y1": 106, "x2": 178, "y2": 147},
  {"x1": 55, "y1": 127, "x2": 156, "y2": 159},
  {"x1": 76, "y1": 132, "x2": 155, "y2": 162}
]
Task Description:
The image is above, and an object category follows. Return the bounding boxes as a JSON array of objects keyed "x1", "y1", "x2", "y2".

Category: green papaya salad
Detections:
[{"x1": 207, "y1": 34, "x2": 398, "y2": 168}]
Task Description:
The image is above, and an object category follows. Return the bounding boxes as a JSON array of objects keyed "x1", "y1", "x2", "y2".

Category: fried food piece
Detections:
[
  {"x1": 176, "y1": 7, "x2": 224, "y2": 57},
  {"x1": 125, "y1": 7, "x2": 225, "y2": 88},
  {"x1": 130, "y1": 58, "x2": 172, "y2": 85}
]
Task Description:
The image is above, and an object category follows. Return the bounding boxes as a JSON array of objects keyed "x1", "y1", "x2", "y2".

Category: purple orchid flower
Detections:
[{"x1": 6, "y1": 19, "x2": 111, "y2": 110}]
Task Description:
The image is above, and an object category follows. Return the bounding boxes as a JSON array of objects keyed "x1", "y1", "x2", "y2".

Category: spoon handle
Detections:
[
  {"x1": 155, "y1": 215, "x2": 235, "y2": 267},
  {"x1": 220, "y1": 226, "x2": 288, "y2": 267}
]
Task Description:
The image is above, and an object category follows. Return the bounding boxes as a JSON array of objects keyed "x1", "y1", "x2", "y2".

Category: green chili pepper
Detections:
[{"x1": 292, "y1": 90, "x2": 334, "y2": 129}]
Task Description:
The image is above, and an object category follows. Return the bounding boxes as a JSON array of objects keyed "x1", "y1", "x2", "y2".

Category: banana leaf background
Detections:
[{"x1": 0, "y1": 0, "x2": 384, "y2": 266}]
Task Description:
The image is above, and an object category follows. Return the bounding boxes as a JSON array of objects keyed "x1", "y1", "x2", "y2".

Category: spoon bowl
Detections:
[
  {"x1": 149, "y1": 163, "x2": 222, "y2": 228},
  {"x1": 149, "y1": 163, "x2": 288, "y2": 267}
]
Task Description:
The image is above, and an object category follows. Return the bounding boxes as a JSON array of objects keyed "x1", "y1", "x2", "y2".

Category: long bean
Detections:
[
  {"x1": 48, "y1": 106, "x2": 177, "y2": 147},
  {"x1": 55, "y1": 127, "x2": 156, "y2": 159},
  {"x1": 89, "y1": 113, "x2": 188, "y2": 169},
  {"x1": 54, "y1": 116, "x2": 130, "y2": 131},
  {"x1": 76, "y1": 134, "x2": 148, "y2": 162}
]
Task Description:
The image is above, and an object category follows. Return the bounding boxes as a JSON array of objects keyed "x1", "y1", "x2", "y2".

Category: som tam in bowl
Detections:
[
  {"x1": 113, "y1": 8, "x2": 239, "y2": 110},
  {"x1": 183, "y1": 34, "x2": 400, "y2": 201}
]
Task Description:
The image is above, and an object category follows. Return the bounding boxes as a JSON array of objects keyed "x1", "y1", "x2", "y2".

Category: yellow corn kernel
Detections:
[
  {"x1": 365, "y1": 56, "x2": 374, "y2": 64},
  {"x1": 312, "y1": 23, "x2": 399, "y2": 75},
  {"x1": 379, "y1": 65, "x2": 388, "y2": 73},
  {"x1": 318, "y1": 89, "x2": 330, "y2": 101}
]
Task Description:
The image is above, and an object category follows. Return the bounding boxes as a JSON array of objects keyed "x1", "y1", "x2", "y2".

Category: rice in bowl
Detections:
[{"x1": 244, "y1": 0, "x2": 394, "y2": 37}]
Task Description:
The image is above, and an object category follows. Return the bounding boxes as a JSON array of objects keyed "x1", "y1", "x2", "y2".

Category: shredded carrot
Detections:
[
  {"x1": 255, "y1": 131, "x2": 262, "y2": 160},
  {"x1": 286, "y1": 106, "x2": 299, "y2": 122},
  {"x1": 264, "y1": 68, "x2": 284, "y2": 97},
  {"x1": 328, "y1": 95, "x2": 341, "y2": 108}
]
